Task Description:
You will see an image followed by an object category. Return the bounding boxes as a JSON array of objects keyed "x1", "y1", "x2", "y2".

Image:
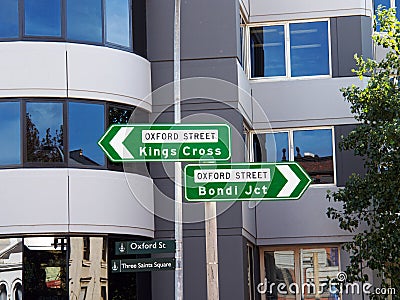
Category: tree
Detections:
[{"x1": 327, "y1": 7, "x2": 400, "y2": 297}]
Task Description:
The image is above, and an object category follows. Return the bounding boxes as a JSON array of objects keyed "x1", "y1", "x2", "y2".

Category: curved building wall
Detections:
[{"x1": 0, "y1": 42, "x2": 152, "y2": 111}]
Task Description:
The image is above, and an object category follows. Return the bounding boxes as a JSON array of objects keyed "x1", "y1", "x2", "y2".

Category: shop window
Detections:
[
  {"x1": 23, "y1": 237, "x2": 68, "y2": 299},
  {"x1": 261, "y1": 246, "x2": 340, "y2": 300},
  {"x1": 0, "y1": 0, "x2": 19, "y2": 38},
  {"x1": 247, "y1": 244, "x2": 255, "y2": 300},
  {"x1": 25, "y1": 102, "x2": 64, "y2": 163},
  {"x1": 24, "y1": 0, "x2": 62, "y2": 37},
  {"x1": 253, "y1": 128, "x2": 334, "y2": 184},
  {"x1": 250, "y1": 20, "x2": 330, "y2": 79},
  {"x1": 69, "y1": 102, "x2": 105, "y2": 167},
  {"x1": 0, "y1": 102, "x2": 20, "y2": 166}
]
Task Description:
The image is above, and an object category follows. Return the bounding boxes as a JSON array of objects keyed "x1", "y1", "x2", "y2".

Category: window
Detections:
[
  {"x1": 26, "y1": 102, "x2": 64, "y2": 163},
  {"x1": 69, "y1": 102, "x2": 105, "y2": 167},
  {"x1": 0, "y1": 99, "x2": 145, "y2": 171},
  {"x1": 0, "y1": 102, "x2": 21, "y2": 166},
  {"x1": 0, "y1": 0, "x2": 135, "y2": 52},
  {"x1": 106, "y1": 0, "x2": 131, "y2": 48},
  {"x1": 253, "y1": 128, "x2": 335, "y2": 184},
  {"x1": 24, "y1": 0, "x2": 62, "y2": 37},
  {"x1": 67, "y1": 0, "x2": 103, "y2": 43},
  {"x1": 83, "y1": 237, "x2": 91, "y2": 261},
  {"x1": 260, "y1": 246, "x2": 340, "y2": 300},
  {"x1": 247, "y1": 244, "x2": 255, "y2": 300},
  {"x1": 0, "y1": 0, "x2": 19, "y2": 38},
  {"x1": 374, "y1": 0, "x2": 400, "y2": 31},
  {"x1": 250, "y1": 20, "x2": 330, "y2": 79},
  {"x1": 239, "y1": 12, "x2": 247, "y2": 68}
]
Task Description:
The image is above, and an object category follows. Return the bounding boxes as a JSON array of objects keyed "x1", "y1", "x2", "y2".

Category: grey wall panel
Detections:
[
  {"x1": 256, "y1": 187, "x2": 353, "y2": 245},
  {"x1": 332, "y1": 16, "x2": 373, "y2": 78},
  {"x1": 147, "y1": 0, "x2": 239, "y2": 62},
  {"x1": 251, "y1": 77, "x2": 361, "y2": 129},
  {"x1": 331, "y1": 18, "x2": 339, "y2": 78},
  {"x1": 146, "y1": 0, "x2": 174, "y2": 62},
  {"x1": 219, "y1": 235, "x2": 246, "y2": 299},
  {"x1": 335, "y1": 125, "x2": 366, "y2": 187},
  {"x1": 181, "y1": 0, "x2": 239, "y2": 60}
]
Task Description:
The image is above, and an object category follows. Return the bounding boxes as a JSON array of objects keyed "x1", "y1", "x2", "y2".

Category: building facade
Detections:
[{"x1": 0, "y1": 0, "x2": 384, "y2": 299}]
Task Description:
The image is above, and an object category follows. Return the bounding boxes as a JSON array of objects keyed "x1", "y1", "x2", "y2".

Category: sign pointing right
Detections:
[{"x1": 184, "y1": 162, "x2": 312, "y2": 201}]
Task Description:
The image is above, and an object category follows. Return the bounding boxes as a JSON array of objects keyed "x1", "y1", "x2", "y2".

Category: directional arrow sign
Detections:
[
  {"x1": 98, "y1": 124, "x2": 231, "y2": 162},
  {"x1": 184, "y1": 162, "x2": 312, "y2": 201}
]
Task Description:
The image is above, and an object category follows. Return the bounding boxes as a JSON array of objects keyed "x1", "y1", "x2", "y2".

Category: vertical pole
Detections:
[
  {"x1": 205, "y1": 202, "x2": 220, "y2": 299},
  {"x1": 174, "y1": 0, "x2": 183, "y2": 300}
]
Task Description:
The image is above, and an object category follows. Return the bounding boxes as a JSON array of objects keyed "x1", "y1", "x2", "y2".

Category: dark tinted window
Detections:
[
  {"x1": 0, "y1": 102, "x2": 21, "y2": 165},
  {"x1": 26, "y1": 102, "x2": 64, "y2": 163},
  {"x1": 0, "y1": 0, "x2": 19, "y2": 38},
  {"x1": 24, "y1": 0, "x2": 62, "y2": 37},
  {"x1": 69, "y1": 102, "x2": 105, "y2": 166},
  {"x1": 67, "y1": 0, "x2": 103, "y2": 43},
  {"x1": 250, "y1": 25, "x2": 286, "y2": 77}
]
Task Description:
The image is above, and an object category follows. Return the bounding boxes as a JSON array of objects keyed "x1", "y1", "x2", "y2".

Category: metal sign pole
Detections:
[{"x1": 174, "y1": 0, "x2": 183, "y2": 299}]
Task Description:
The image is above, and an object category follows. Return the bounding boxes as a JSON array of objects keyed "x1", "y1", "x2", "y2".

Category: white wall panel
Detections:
[
  {"x1": 0, "y1": 42, "x2": 152, "y2": 112},
  {"x1": 0, "y1": 42, "x2": 67, "y2": 98},
  {"x1": 68, "y1": 169, "x2": 154, "y2": 237},
  {"x1": 67, "y1": 44, "x2": 152, "y2": 111},
  {"x1": 0, "y1": 169, "x2": 154, "y2": 237},
  {"x1": 0, "y1": 169, "x2": 69, "y2": 234},
  {"x1": 249, "y1": 0, "x2": 373, "y2": 22}
]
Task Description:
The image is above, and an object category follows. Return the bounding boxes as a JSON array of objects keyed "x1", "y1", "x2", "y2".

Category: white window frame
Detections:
[
  {"x1": 246, "y1": 18, "x2": 332, "y2": 81},
  {"x1": 249, "y1": 126, "x2": 336, "y2": 186}
]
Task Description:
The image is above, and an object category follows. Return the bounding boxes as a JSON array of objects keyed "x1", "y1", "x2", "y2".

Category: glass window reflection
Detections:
[
  {"x1": 26, "y1": 102, "x2": 64, "y2": 163},
  {"x1": 289, "y1": 21, "x2": 329, "y2": 77},
  {"x1": 264, "y1": 250, "x2": 296, "y2": 299},
  {"x1": 67, "y1": 0, "x2": 103, "y2": 43},
  {"x1": 250, "y1": 25, "x2": 286, "y2": 77},
  {"x1": 24, "y1": 0, "x2": 62, "y2": 37},
  {"x1": 265, "y1": 132, "x2": 289, "y2": 162},
  {"x1": 69, "y1": 102, "x2": 105, "y2": 166},
  {"x1": 294, "y1": 129, "x2": 334, "y2": 184},
  {"x1": 106, "y1": 0, "x2": 131, "y2": 48},
  {"x1": 0, "y1": 0, "x2": 19, "y2": 38},
  {"x1": 0, "y1": 102, "x2": 21, "y2": 165}
]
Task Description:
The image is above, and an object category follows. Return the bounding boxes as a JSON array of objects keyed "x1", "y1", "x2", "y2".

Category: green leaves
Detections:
[{"x1": 328, "y1": 7, "x2": 400, "y2": 298}]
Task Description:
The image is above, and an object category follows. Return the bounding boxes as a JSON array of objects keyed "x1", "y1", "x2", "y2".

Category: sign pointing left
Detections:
[{"x1": 98, "y1": 124, "x2": 231, "y2": 162}]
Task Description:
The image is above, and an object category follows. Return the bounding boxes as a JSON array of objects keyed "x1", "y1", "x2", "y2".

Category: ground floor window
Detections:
[
  {"x1": 259, "y1": 246, "x2": 341, "y2": 300},
  {"x1": 0, "y1": 235, "x2": 151, "y2": 300}
]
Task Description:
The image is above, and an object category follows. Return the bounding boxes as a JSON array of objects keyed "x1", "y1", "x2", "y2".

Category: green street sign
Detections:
[
  {"x1": 111, "y1": 258, "x2": 175, "y2": 273},
  {"x1": 115, "y1": 240, "x2": 175, "y2": 255},
  {"x1": 98, "y1": 124, "x2": 231, "y2": 162},
  {"x1": 184, "y1": 162, "x2": 312, "y2": 201}
]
